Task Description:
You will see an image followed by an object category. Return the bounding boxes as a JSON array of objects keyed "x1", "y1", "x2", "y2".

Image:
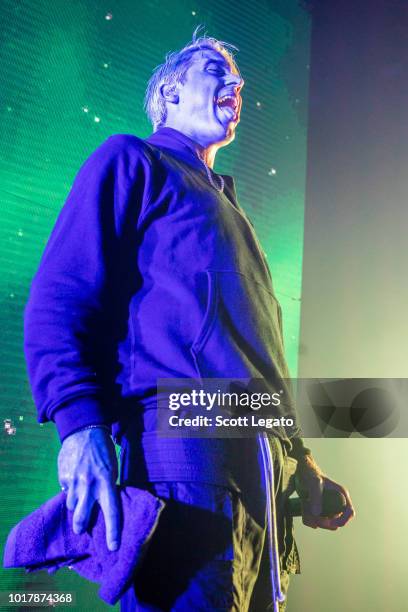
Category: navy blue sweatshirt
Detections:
[{"x1": 24, "y1": 128, "x2": 307, "y2": 474}]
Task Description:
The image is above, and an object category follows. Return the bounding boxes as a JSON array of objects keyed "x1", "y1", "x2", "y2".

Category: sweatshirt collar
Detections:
[
  {"x1": 146, "y1": 126, "x2": 237, "y2": 200},
  {"x1": 146, "y1": 127, "x2": 204, "y2": 164}
]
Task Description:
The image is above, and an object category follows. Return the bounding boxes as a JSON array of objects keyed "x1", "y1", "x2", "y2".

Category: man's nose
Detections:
[{"x1": 225, "y1": 72, "x2": 244, "y2": 91}]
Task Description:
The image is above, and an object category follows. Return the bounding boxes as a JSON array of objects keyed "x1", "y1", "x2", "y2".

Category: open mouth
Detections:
[
  {"x1": 216, "y1": 95, "x2": 238, "y2": 111},
  {"x1": 215, "y1": 95, "x2": 239, "y2": 121}
]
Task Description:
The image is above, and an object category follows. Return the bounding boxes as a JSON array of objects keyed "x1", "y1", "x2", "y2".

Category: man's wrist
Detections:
[
  {"x1": 74, "y1": 424, "x2": 111, "y2": 433},
  {"x1": 289, "y1": 436, "x2": 312, "y2": 461},
  {"x1": 53, "y1": 397, "x2": 112, "y2": 442},
  {"x1": 61, "y1": 424, "x2": 111, "y2": 443}
]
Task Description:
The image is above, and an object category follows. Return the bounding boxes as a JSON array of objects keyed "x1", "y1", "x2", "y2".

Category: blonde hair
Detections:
[{"x1": 144, "y1": 26, "x2": 239, "y2": 130}]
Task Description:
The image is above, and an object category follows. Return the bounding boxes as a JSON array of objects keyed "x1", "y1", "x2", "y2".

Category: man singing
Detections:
[{"x1": 24, "y1": 31, "x2": 354, "y2": 611}]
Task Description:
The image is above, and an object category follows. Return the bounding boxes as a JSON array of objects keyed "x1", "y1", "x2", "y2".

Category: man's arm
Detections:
[
  {"x1": 24, "y1": 135, "x2": 147, "y2": 439},
  {"x1": 24, "y1": 135, "x2": 148, "y2": 549}
]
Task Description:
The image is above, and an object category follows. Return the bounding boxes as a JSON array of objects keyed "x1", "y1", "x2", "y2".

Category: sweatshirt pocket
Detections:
[
  {"x1": 191, "y1": 270, "x2": 218, "y2": 355},
  {"x1": 190, "y1": 269, "x2": 288, "y2": 381}
]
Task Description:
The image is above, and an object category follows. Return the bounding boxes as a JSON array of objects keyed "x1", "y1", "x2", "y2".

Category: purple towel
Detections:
[{"x1": 3, "y1": 486, "x2": 165, "y2": 605}]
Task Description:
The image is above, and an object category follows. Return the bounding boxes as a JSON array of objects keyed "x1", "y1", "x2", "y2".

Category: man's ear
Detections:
[{"x1": 160, "y1": 83, "x2": 179, "y2": 105}]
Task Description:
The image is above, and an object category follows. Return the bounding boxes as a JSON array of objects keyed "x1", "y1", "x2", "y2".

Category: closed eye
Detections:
[{"x1": 205, "y1": 61, "x2": 228, "y2": 75}]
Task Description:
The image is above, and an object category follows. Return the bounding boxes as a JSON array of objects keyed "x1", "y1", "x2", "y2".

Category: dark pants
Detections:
[{"x1": 119, "y1": 439, "x2": 299, "y2": 612}]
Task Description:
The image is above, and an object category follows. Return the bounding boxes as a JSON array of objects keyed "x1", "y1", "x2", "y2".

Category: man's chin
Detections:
[
  {"x1": 215, "y1": 109, "x2": 239, "y2": 139},
  {"x1": 219, "y1": 122, "x2": 237, "y2": 147}
]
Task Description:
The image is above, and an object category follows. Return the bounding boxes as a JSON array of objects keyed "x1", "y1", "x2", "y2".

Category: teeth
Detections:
[{"x1": 217, "y1": 95, "x2": 237, "y2": 108}]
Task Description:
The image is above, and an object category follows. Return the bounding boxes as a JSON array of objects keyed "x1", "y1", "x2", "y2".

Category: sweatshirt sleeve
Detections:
[{"x1": 24, "y1": 134, "x2": 149, "y2": 441}]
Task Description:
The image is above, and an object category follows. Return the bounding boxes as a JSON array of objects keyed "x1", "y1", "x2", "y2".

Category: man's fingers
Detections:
[
  {"x1": 303, "y1": 479, "x2": 355, "y2": 530},
  {"x1": 98, "y1": 481, "x2": 121, "y2": 552},
  {"x1": 303, "y1": 504, "x2": 352, "y2": 530},
  {"x1": 330, "y1": 504, "x2": 355, "y2": 527},
  {"x1": 66, "y1": 485, "x2": 78, "y2": 513},
  {"x1": 324, "y1": 478, "x2": 356, "y2": 524},
  {"x1": 64, "y1": 478, "x2": 121, "y2": 549},
  {"x1": 302, "y1": 514, "x2": 337, "y2": 530},
  {"x1": 72, "y1": 487, "x2": 95, "y2": 535},
  {"x1": 302, "y1": 514, "x2": 318, "y2": 529},
  {"x1": 303, "y1": 476, "x2": 324, "y2": 516},
  {"x1": 303, "y1": 513, "x2": 338, "y2": 530},
  {"x1": 314, "y1": 516, "x2": 339, "y2": 531}
]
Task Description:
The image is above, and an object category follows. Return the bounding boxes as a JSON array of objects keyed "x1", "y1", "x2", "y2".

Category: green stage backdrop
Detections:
[{"x1": 0, "y1": 1, "x2": 310, "y2": 609}]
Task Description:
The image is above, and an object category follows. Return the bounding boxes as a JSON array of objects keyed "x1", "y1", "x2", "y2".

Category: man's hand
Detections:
[
  {"x1": 295, "y1": 454, "x2": 355, "y2": 531},
  {"x1": 58, "y1": 427, "x2": 120, "y2": 551}
]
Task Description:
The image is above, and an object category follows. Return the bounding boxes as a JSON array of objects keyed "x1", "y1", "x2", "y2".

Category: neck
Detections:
[
  {"x1": 197, "y1": 144, "x2": 218, "y2": 169},
  {"x1": 162, "y1": 123, "x2": 220, "y2": 169}
]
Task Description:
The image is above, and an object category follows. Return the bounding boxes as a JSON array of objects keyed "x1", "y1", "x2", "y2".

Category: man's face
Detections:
[{"x1": 171, "y1": 48, "x2": 244, "y2": 147}]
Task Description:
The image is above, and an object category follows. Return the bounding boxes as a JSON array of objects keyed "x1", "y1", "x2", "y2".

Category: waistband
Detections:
[{"x1": 119, "y1": 414, "x2": 291, "y2": 496}]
